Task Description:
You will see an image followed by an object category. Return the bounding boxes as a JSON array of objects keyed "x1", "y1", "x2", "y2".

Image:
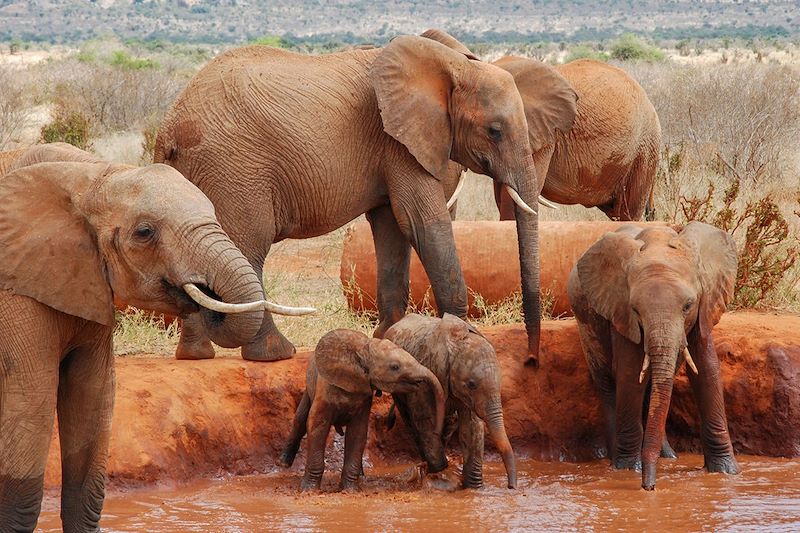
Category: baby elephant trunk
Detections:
[{"x1": 486, "y1": 400, "x2": 517, "y2": 489}]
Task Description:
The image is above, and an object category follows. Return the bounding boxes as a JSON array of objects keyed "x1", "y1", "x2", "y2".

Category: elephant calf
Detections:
[
  {"x1": 279, "y1": 330, "x2": 445, "y2": 492},
  {"x1": 384, "y1": 313, "x2": 517, "y2": 489},
  {"x1": 568, "y1": 222, "x2": 740, "y2": 490}
]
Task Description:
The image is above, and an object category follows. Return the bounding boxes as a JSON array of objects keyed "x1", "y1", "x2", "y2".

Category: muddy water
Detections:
[{"x1": 36, "y1": 455, "x2": 800, "y2": 532}]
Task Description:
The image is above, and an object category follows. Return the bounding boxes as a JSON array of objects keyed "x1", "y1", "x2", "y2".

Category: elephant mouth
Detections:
[{"x1": 162, "y1": 279, "x2": 215, "y2": 319}]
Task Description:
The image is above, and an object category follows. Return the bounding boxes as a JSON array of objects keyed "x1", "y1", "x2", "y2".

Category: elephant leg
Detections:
[
  {"x1": 459, "y1": 409, "x2": 485, "y2": 489},
  {"x1": 612, "y1": 155, "x2": 655, "y2": 222},
  {"x1": 301, "y1": 401, "x2": 332, "y2": 492},
  {"x1": 280, "y1": 391, "x2": 311, "y2": 467},
  {"x1": 611, "y1": 330, "x2": 646, "y2": 471},
  {"x1": 175, "y1": 313, "x2": 216, "y2": 360},
  {"x1": 687, "y1": 329, "x2": 739, "y2": 475},
  {"x1": 57, "y1": 334, "x2": 114, "y2": 533},
  {"x1": 340, "y1": 401, "x2": 371, "y2": 492},
  {"x1": 366, "y1": 205, "x2": 411, "y2": 338},
  {"x1": 0, "y1": 340, "x2": 59, "y2": 531}
]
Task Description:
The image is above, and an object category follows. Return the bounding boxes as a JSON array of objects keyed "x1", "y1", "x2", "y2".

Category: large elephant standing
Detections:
[
  {"x1": 494, "y1": 58, "x2": 661, "y2": 221},
  {"x1": 567, "y1": 223, "x2": 739, "y2": 490},
  {"x1": 0, "y1": 156, "x2": 307, "y2": 529},
  {"x1": 155, "y1": 31, "x2": 577, "y2": 364}
]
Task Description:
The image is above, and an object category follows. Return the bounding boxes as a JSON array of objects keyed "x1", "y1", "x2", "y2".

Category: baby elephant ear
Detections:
[
  {"x1": 314, "y1": 330, "x2": 372, "y2": 394},
  {"x1": 419, "y1": 29, "x2": 480, "y2": 60},
  {"x1": 576, "y1": 227, "x2": 645, "y2": 344},
  {"x1": 492, "y1": 56, "x2": 578, "y2": 153},
  {"x1": 678, "y1": 221, "x2": 738, "y2": 338},
  {"x1": 0, "y1": 162, "x2": 115, "y2": 326}
]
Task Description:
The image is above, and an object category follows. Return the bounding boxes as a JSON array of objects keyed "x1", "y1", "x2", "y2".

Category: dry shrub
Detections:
[
  {"x1": 0, "y1": 66, "x2": 34, "y2": 149},
  {"x1": 39, "y1": 105, "x2": 92, "y2": 150}
]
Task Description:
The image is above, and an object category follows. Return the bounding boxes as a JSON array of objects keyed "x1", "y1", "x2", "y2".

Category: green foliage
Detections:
[
  {"x1": 40, "y1": 107, "x2": 92, "y2": 150},
  {"x1": 108, "y1": 50, "x2": 159, "y2": 70},
  {"x1": 609, "y1": 33, "x2": 665, "y2": 62},
  {"x1": 680, "y1": 180, "x2": 799, "y2": 309},
  {"x1": 251, "y1": 34, "x2": 293, "y2": 48},
  {"x1": 564, "y1": 44, "x2": 609, "y2": 62}
]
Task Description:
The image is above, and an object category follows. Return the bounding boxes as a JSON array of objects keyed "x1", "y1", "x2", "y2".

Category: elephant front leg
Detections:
[
  {"x1": 366, "y1": 205, "x2": 411, "y2": 338},
  {"x1": 0, "y1": 348, "x2": 59, "y2": 531},
  {"x1": 241, "y1": 255, "x2": 296, "y2": 362},
  {"x1": 57, "y1": 335, "x2": 115, "y2": 533},
  {"x1": 687, "y1": 329, "x2": 739, "y2": 475},
  {"x1": 459, "y1": 409, "x2": 485, "y2": 489},
  {"x1": 340, "y1": 401, "x2": 371, "y2": 492},
  {"x1": 611, "y1": 330, "x2": 646, "y2": 471},
  {"x1": 175, "y1": 313, "x2": 216, "y2": 360}
]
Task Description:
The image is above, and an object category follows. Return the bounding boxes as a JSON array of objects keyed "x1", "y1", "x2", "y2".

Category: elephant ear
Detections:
[
  {"x1": 678, "y1": 221, "x2": 738, "y2": 338},
  {"x1": 0, "y1": 162, "x2": 115, "y2": 326},
  {"x1": 576, "y1": 226, "x2": 645, "y2": 344},
  {"x1": 436, "y1": 313, "x2": 480, "y2": 351},
  {"x1": 371, "y1": 35, "x2": 464, "y2": 181},
  {"x1": 315, "y1": 330, "x2": 373, "y2": 394},
  {"x1": 419, "y1": 29, "x2": 480, "y2": 60},
  {"x1": 492, "y1": 56, "x2": 577, "y2": 153}
]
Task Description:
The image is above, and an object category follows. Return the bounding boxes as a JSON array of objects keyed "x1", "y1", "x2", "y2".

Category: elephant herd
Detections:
[{"x1": 0, "y1": 29, "x2": 739, "y2": 532}]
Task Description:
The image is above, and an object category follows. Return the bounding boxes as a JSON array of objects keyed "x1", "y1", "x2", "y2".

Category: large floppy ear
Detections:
[
  {"x1": 314, "y1": 330, "x2": 373, "y2": 394},
  {"x1": 492, "y1": 56, "x2": 577, "y2": 153},
  {"x1": 419, "y1": 29, "x2": 480, "y2": 60},
  {"x1": 576, "y1": 226, "x2": 645, "y2": 344},
  {"x1": 435, "y1": 313, "x2": 475, "y2": 352},
  {"x1": 371, "y1": 35, "x2": 465, "y2": 181},
  {"x1": 678, "y1": 221, "x2": 738, "y2": 338},
  {"x1": 0, "y1": 162, "x2": 115, "y2": 326}
]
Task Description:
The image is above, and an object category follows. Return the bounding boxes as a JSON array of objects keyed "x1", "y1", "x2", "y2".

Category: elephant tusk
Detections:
[
  {"x1": 504, "y1": 185, "x2": 537, "y2": 216},
  {"x1": 446, "y1": 171, "x2": 467, "y2": 210},
  {"x1": 182, "y1": 283, "x2": 316, "y2": 316},
  {"x1": 639, "y1": 352, "x2": 650, "y2": 384},
  {"x1": 683, "y1": 346, "x2": 699, "y2": 375},
  {"x1": 538, "y1": 195, "x2": 559, "y2": 209}
]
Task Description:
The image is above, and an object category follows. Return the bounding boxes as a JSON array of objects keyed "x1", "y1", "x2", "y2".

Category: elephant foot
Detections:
[
  {"x1": 242, "y1": 330, "x2": 296, "y2": 361},
  {"x1": 660, "y1": 438, "x2": 678, "y2": 459},
  {"x1": 278, "y1": 450, "x2": 295, "y2": 468},
  {"x1": 705, "y1": 454, "x2": 740, "y2": 475},
  {"x1": 612, "y1": 455, "x2": 642, "y2": 471},
  {"x1": 339, "y1": 479, "x2": 361, "y2": 493},
  {"x1": 299, "y1": 478, "x2": 322, "y2": 492},
  {"x1": 174, "y1": 338, "x2": 215, "y2": 360}
]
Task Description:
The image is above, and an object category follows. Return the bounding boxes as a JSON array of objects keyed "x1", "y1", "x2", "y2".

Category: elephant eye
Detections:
[
  {"x1": 488, "y1": 123, "x2": 503, "y2": 142},
  {"x1": 467, "y1": 379, "x2": 477, "y2": 390},
  {"x1": 133, "y1": 223, "x2": 156, "y2": 243},
  {"x1": 389, "y1": 362, "x2": 401, "y2": 371},
  {"x1": 682, "y1": 300, "x2": 694, "y2": 313}
]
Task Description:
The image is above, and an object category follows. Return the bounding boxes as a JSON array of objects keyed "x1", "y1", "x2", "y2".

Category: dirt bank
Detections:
[
  {"x1": 44, "y1": 311, "x2": 800, "y2": 489},
  {"x1": 341, "y1": 220, "x2": 672, "y2": 317}
]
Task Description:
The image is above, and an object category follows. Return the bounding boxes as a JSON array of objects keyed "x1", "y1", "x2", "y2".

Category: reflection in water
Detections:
[{"x1": 36, "y1": 456, "x2": 800, "y2": 532}]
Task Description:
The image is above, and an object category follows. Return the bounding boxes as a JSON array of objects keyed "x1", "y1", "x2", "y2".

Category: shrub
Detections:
[
  {"x1": 40, "y1": 106, "x2": 92, "y2": 150},
  {"x1": 108, "y1": 50, "x2": 159, "y2": 70},
  {"x1": 609, "y1": 33, "x2": 665, "y2": 62},
  {"x1": 0, "y1": 67, "x2": 34, "y2": 150},
  {"x1": 564, "y1": 44, "x2": 609, "y2": 63}
]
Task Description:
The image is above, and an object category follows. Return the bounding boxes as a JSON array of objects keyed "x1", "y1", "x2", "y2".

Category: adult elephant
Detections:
[
  {"x1": 155, "y1": 31, "x2": 577, "y2": 364},
  {"x1": 494, "y1": 58, "x2": 661, "y2": 221},
  {"x1": 0, "y1": 159, "x2": 304, "y2": 530},
  {"x1": 568, "y1": 223, "x2": 740, "y2": 490}
]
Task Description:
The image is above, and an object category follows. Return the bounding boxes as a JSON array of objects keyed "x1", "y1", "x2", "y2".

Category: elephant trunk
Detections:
[
  {"x1": 641, "y1": 344, "x2": 679, "y2": 491},
  {"x1": 513, "y1": 162, "x2": 541, "y2": 366},
  {"x1": 191, "y1": 228, "x2": 265, "y2": 348},
  {"x1": 420, "y1": 366, "x2": 446, "y2": 441},
  {"x1": 486, "y1": 398, "x2": 517, "y2": 489}
]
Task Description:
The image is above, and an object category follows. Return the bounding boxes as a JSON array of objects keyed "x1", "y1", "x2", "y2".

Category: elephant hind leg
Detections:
[
  {"x1": 610, "y1": 154, "x2": 658, "y2": 222},
  {"x1": 280, "y1": 391, "x2": 311, "y2": 467},
  {"x1": 58, "y1": 334, "x2": 115, "y2": 533}
]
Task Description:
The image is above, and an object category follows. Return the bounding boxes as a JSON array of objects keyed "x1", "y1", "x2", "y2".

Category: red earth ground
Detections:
[{"x1": 44, "y1": 311, "x2": 800, "y2": 489}]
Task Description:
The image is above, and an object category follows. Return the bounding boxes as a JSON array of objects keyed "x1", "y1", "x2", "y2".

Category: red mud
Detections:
[
  {"x1": 44, "y1": 311, "x2": 800, "y2": 489},
  {"x1": 340, "y1": 220, "x2": 671, "y2": 317}
]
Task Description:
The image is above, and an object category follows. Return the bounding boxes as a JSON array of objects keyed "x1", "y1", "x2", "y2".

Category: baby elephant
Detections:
[{"x1": 280, "y1": 330, "x2": 445, "y2": 492}]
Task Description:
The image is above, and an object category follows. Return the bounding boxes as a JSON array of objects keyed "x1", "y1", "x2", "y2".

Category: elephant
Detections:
[
  {"x1": 154, "y1": 30, "x2": 578, "y2": 365},
  {"x1": 567, "y1": 222, "x2": 740, "y2": 490},
  {"x1": 383, "y1": 313, "x2": 517, "y2": 489},
  {"x1": 493, "y1": 58, "x2": 661, "y2": 222},
  {"x1": 0, "y1": 159, "x2": 305, "y2": 531},
  {"x1": 279, "y1": 330, "x2": 445, "y2": 492}
]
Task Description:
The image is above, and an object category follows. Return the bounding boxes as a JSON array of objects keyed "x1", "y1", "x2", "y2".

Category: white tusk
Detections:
[
  {"x1": 639, "y1": 352, "x2": 650, "y2": 384},
  {"x1": 683, "y1": 347, "x2": 698, "y2": 375},
  {"x1": 446, "y1": 172, "x2": 467, "y2": 209},
  {"x1": 183, "y1": 283, "x2": 316, "y2": 316},
  {"x1": 538, "y1": 195, "x2": 559, "y2": 209},
  {"x1": 504, "y1": 185, "x2": 537, "y2": 215}
]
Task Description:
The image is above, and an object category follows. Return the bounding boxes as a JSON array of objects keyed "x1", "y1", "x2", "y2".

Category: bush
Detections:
[
  {"x1": 564, "y1": 44, "x2": 609, "y2": 63},
  {"x1": 40, "y1": 107, "x2": 92, "y2": 150},
  {"x1": 108, "y1": 50, "x2": 159, "y2": 70},
  {"x1": 609, "y1": 33, "x2": 665, "y2": 62},
  {"x1": 0, "y1": 67, "x2": 34, "y2": 150}
]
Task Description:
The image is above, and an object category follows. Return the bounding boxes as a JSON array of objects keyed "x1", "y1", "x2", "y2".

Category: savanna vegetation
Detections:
[{"x1": 1, "y1": 33, "x2": 797, "y2": 354}]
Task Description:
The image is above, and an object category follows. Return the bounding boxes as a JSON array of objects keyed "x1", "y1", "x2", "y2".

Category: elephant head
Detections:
[
  {"x1": 371, "y1": 34, "x2": 564, "y2": 362},
  {"x1": 576, "y1": 222, "x2": 737, "y2": 489},
  {"x1": 0, "y1": 161, "x2": 307, "y2": 346},
  {"x1": 315, "y1": 331, "x2": 446, "y2": 436}
]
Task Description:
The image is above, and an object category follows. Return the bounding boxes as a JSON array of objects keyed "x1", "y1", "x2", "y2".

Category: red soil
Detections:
[{"x1": 44, "y1": 311, "x2": 800, "y2": 489}]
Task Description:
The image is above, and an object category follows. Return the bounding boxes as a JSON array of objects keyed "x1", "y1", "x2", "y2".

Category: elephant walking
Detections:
[{"x1": 155, "y1": 30, "x2": 577, "y2": 364}]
